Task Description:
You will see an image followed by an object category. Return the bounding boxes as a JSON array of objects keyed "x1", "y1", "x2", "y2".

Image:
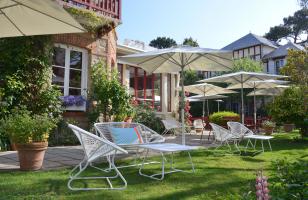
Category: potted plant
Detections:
[
  {"x1": 262, "y1": 120, "x2": 276, "y2": 135},
  {"x1": 0, "y1": 110, "x2": 56, "y2": 171},
  {"x1": 283, "y1": 123, "x2": 295, "y2": 133}
]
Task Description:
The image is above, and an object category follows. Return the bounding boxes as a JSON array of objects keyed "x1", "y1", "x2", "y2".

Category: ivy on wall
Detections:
[{"x1": 0, "y1": 36, "x2": 63, "y2": 149}]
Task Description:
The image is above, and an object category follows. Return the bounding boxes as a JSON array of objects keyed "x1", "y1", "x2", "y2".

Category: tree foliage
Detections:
[
  {"x1": 298, "y1": 0, "x2": 308, "y2": 8},
  {"x1": 281, "y1": 49, "x2": 308, "y2": 85},
  {"x1": 231, "y1": 58, "x2": 263, "y2": 72},
  {"x1": 264, "y1": 8, "x2": 308, "y2": 44},
  {"x1": 267, "y1": 87, "x2": 307, "y2": 138},
  {"x1": 264, "y1": 26, "x2": 292, "y2": 42},
  {"x1": 183, "y1": 37, "x2": 199, "y2": 47},
  {"x1": 183, "y1": 70, "x2": 203, "y2": 85},
  {"x1": 280, "y1": 49, "x2": 308, "y2": 137},
  {"x1": 149, "y1": 37, "x2": 177, "y2": 49}
]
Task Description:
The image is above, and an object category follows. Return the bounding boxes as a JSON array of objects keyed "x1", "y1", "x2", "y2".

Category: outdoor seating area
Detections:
[{"x1": 0, "y1": 0, "x2": 307, "y2": 199}]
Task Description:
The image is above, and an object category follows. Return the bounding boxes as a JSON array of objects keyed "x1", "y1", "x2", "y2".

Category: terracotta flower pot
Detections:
[
  {"x1": 283, "y1": 124, "x2": 294, "y2": 132},
  {"x1": 264, "y1": 127, "x2": 274, "y2": 135},
  {"x1": 10, "y1": 142, "x2": 17, "y2": 151},
  {"x1": 16, "y1": 142, "x2": 48, "y2": 171}
]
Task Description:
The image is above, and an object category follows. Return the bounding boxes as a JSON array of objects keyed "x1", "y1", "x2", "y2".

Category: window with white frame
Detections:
[{"x1": 52, "y1": 44, "x2": 88, "y2": 111}]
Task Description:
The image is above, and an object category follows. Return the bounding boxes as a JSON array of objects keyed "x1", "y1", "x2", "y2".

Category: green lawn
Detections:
[{"x1": 0, "y1": 131, "x2": 307, "y2": 200}]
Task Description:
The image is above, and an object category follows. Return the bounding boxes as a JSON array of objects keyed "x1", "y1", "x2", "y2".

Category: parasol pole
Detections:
[
  {"x1": 241, "y1": 74, "x2": 244, "y2": 124},
  {"x1": 180, "y1": 66, "x2": 185, "y2": 145},
  {"x1": 254, "y1": 82, "x2": 257, "y2": 131}
]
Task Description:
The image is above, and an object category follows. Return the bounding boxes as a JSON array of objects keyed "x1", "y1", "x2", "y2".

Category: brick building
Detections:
[
  {"x1": 52, "y1": 0, "x2": 121, "y2": 127},
  {"x1": 52, "y1": 1, "x2": 179, "y2": 127}
]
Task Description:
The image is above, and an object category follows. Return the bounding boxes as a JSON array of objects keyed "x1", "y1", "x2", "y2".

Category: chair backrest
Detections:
[
  {"x1": 193, "y1": 119, "x2": 203, "y2": 129},
  {"x1": 161, "y1": 119, "x2": 181, "y2": 130},
  {"x1": 94, "y1": 122, "x2": 165, "y2": 145},
  {"x1": 68, "y1": 124, "x2": 127, "y2": 162},
  {"x1": 227, "y1": 122, "x2": 254, "y2": 138},
  {"x1": 209, "y1": 123, "x2": 233, "y2": 142}
]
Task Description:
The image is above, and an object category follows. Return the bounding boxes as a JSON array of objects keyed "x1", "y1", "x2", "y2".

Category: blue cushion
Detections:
[{"x1": 109, "y1": 127, "x2": 143, "y2": 145}]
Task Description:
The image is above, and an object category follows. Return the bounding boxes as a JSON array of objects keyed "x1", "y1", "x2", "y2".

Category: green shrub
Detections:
[
  {"x1": 0, "y1": 131, "x2": 9, "y2": 151},
  {"x1": 133, "y1": 103, "x2": 164, "y2": 134},
  {"x1": 48, "y1": 119, "x2": 79, "y2": 146},
  {"x1": 271, "y1": 159, "x2": 308, "y2": 200},
  {"x1": 209, "y1": 111, "x2": 240, "y2": 126}
]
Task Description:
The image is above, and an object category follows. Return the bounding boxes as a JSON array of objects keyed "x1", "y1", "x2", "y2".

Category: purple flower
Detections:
[
  {"x1": 75, "y1": 95, "x2": 86, "y2": 106},
  {"x1": 60, "y1": 95, "x2": 86, "y2": 107}
]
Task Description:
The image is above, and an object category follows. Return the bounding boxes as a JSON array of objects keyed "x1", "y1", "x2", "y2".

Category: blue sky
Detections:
[{"x1": 117, "y1": 0, "x2": 300, "y2": 49}]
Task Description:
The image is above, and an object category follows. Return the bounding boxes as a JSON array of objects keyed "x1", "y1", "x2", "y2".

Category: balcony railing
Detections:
[{"x1": 58, "y1": 0, "x2": 121, "y2": 20}]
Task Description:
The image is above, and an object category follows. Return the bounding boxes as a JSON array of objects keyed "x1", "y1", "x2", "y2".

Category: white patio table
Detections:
[
  {"x1": 244, "y1": 135, "x2": 274, "y2": 152},
  {"x1": 138, "y1": 143, "x2": 198, "y2": 180}
]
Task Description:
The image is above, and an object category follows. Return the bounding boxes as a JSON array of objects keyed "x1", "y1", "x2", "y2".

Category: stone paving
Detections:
[{"x1": 0, "y1": 133, "x2": 215, "y2": 171}]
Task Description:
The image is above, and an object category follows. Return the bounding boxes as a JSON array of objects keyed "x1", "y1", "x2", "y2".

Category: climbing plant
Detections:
[{"x1": 0, "y1": 36, "x2": 62, "y2": 149}]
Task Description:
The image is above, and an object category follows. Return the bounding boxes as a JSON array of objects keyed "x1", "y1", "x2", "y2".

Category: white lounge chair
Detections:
[
  {"x1": 227, "y1": 122, "x2": 273, "y2": 152},
  {"x1": 68, "y1": 124, "x2": 128, "y2": 191},
  {"x1": 209, "y1": 123, "x2": 240, "y2": 152},
  {"x1": 94, "y1": 122, "x2": 165, "y2": 168}
]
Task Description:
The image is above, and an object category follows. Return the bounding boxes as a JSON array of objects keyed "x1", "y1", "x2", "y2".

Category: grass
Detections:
[{"x1": 0, "y1": 131, "x2": 307, "y2": 200}]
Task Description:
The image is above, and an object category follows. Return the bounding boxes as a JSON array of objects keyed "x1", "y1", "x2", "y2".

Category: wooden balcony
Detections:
[{"x1": 57, "y1": 0, "x2": 121, "y2": 21}]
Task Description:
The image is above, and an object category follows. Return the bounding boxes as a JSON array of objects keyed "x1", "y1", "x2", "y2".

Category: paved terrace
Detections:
[{"x1": 0, "y1": 133, "x2": 215, "y2": 171}]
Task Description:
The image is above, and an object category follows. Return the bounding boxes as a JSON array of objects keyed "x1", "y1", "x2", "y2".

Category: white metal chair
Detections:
[
  {"x1": 209, "y1": 123, "x2": 240, "y2": 152},
  {"x1": 161, "y1": 118, "x2": 191, "y2": 136},
  {"x1": 193, "y1": 119, "x2": 204, "y2": 140},
  {"x1": 94, "y1": 122, "x2": 165, "y2": 168},
  {"x1": 68, "y1": 124, "x2": 128, "y2": 191},
  {"x1": 227, "y1": 121, "x2": 254, "y2": 139},
  {"x1": 227, "y1": 122, "x2": 273, "y2": 152}
]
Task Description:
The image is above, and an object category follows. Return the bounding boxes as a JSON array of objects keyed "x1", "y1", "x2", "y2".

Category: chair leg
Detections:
[
  {"x1": 208, "y1": 130, "x2": 212, "y2": 141},
  {"x1": 68, "y1": 158, "x2": 127, "y2": 191},
  {"x1": 162, "y1": 129, "x2": 168, "y2": 136}
]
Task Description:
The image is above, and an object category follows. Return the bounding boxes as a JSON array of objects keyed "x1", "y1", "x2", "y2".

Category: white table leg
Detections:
[
  {"x1": 261, "y1": 140, "x2": 264, "y2": 152},
  {"x1": 267, "y1": 139, "x2": 272, "y2": 151},
  {"x1": 139, "y1": 150, "x2": 165, "y2": 180},
  {"x1": 139, "y1": 150, "x2": 195, "y2": 180},
  {"x1": 187, "y1": 152, "x2": 195, "y2": 172}
]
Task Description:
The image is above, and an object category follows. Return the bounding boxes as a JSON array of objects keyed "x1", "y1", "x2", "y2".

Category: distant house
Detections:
[
  {"x1": 262, "y1": 42, "x2": 305, "y2": 74},
  {"x1": 202, "y1": 33, "x2": 304, "y2": 79}
]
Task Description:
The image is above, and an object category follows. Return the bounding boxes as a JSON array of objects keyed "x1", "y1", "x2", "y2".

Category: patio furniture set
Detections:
[
  {"x1": 68, "y1": 120, "x2": 273, "y2": 191},
  {"x1": 68, "y1": 122, "x2": 197, "y2": 191},
  {"x1": 211, "y1": 121, "x2": 273, "y2": 153}
]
